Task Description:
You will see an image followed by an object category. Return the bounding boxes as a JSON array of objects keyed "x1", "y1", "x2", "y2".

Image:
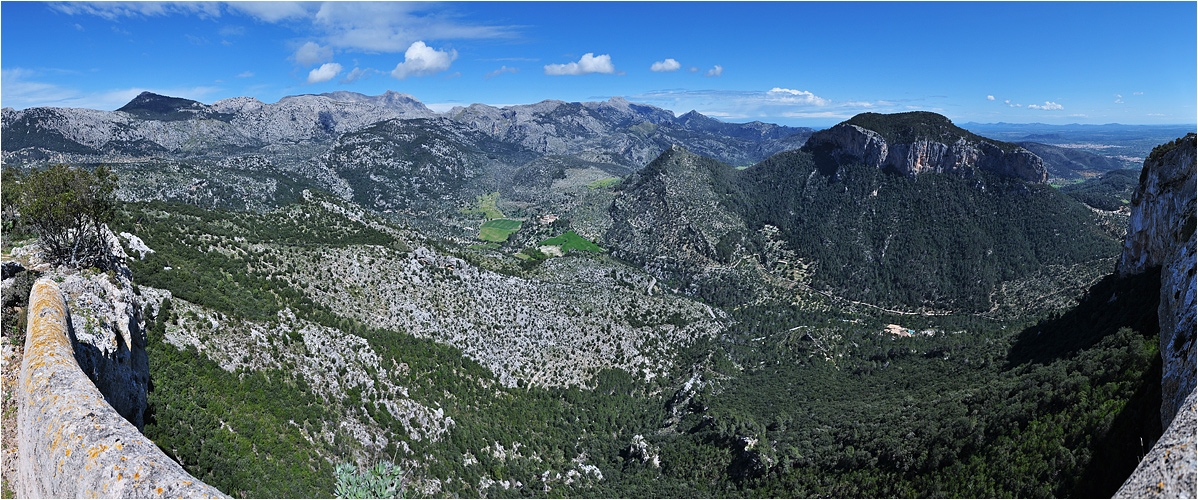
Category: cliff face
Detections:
[
  {"x1": 803, "y1": 113, "x2": 1048, "y2": 183},
  {"x1": 1118, "y1": 133, "x2": 1197, "y2": 428}
]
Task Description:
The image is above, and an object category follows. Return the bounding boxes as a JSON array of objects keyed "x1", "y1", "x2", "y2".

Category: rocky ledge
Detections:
[{"x1": 17, "y1": 278, "x2": 226, "y2": 498}]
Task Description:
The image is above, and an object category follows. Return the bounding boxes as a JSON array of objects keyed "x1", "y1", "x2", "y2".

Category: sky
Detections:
[{"x1": 2, "y1": 1, "x2": 1195, "y2": 127}]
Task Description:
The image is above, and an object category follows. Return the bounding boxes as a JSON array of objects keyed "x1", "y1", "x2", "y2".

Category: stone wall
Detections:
[{"x1": 17, "y1": 277, "x2": 227, "y2": 498}]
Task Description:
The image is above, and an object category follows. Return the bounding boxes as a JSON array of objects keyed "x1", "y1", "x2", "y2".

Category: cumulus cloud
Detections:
[
  {"x1": 768, "y1": 87, "x2": 829, "y2": 106},
  {"x1": 485, "y1": 65, "x2": 519, "y2": 78},
  {"x1": 306, "y1": 62, "x2": 342, "y2": 84},
  {"x1": 544, "y1": 53, "x2": 616, "y2": 76},
  {"x1": 650, "y1": 58, "x2": 681, "y2": 72},
  {"x1": 704, "y1": 65, "x2": 724, "y2": 77},
  {"x1": 293, "y1": 41, "x2": 333, "y2": 66},
  {"x1": 391, "y1": 41, "x2": 458, "y2": 79},
  {"x1": 986, "y1": 95, "x2": 995, "y2": 101},
  {"x1": 1028, "y1": 101, "x2": 1063, "y2": 110},
  {"x1": 1004, "y1": 99, "x2": 1022, "y2": 108},
  {"x1": 1114, "y1": 93, "x2": 1123, "y2": 98},
  {"x1": 1115, "y1": 99, "x2": 1125, "y2": 104}
]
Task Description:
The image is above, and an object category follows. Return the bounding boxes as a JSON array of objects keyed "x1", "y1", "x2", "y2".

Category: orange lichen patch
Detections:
[
  {"x1": 156, "y1": 487, "x2": 164, "y2": 495},
  {"x1": 65, "y1": 448, "x2": 72, "y2": 457}
]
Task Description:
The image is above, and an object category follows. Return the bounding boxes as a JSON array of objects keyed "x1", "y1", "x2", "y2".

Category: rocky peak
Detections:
[
  {"x1": 116, "y1": 91, "x2": 218, "y2": 121},
  {"x1": 803, "y1": 111, "x2": 1048, "y2": 183},
  {"x1": 1118, "y1": 133, "x2": 1196, "y2": 429}
]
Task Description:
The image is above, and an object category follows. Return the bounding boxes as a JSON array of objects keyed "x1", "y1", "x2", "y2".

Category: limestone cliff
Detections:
[
  {"x1": 1118, "y1": 133, "x2": 1197, "y2": 428},
  {"x1": 803, "y1": 112, "x2": 1048, "y2": 183}
]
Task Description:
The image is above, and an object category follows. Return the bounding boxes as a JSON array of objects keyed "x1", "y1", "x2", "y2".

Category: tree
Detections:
[{"x1": 9, "y1": 164, "x2": 117, "y2": 268}]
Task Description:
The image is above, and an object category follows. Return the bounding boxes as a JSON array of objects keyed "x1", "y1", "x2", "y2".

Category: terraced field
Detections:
[{"x1": 478, "y1": 218, "x2": 522, "y2": 243}]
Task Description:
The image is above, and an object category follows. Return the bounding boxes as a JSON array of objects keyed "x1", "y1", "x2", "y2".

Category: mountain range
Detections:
[{"x1": 2, "y1": 90, "x2": 1190, "y2": 499}]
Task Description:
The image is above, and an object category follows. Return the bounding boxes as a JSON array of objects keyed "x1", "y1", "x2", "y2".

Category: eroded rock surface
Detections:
[
  {"x1": 17, "y1": 278, "x2": 226, "y2": 498},
  {"x1": 1118, "y1": 133, "x2": 1197, "y2": 427}
]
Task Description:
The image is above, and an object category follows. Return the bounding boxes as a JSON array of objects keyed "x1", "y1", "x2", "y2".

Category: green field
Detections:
[
  {"x1": 477, "y1": 218, "x2": 522, "y2": 242},
  {"x1": 538, "y1": 230, "x2": 605, "y2": 253},
  {"x1": 587, "y1": 177, "x2": 622, "y2": 190},
  {"x1": 461, "y1": 192, "x2": 506, "y2": 220}
]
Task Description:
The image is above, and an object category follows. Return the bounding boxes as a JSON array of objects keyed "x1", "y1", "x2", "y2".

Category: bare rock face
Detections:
[
  {"x1": 803, "y1": 112, "x2": 1048, "y2": 183},
  {"x1": 18, "y1": 227, "x2": 152, "y2": 430},
  {"x1": 1118, "y1": 133, "x2": 1197, "y2": 428},
  {"x1": 1115, "y1": 389, "x2": 1197, "y2": 498}
]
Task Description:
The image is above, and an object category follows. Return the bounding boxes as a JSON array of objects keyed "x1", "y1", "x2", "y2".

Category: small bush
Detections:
[{"x1": 334, "y1": 461, "x2": 406, "y2": 499}]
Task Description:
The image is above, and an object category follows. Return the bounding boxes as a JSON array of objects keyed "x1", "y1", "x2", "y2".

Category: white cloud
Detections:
[
  {"x1": 227, "y1": 2, "x2": 313, "y2": 22},
  {"x1": 650, "y1": 58, "x2": 681, "y2": 72},
  {"x1": 768, "y1": 87, "x2": 829, "y2": 106},
  {"x1": 986, "y1": 95, "x2": 995, "y2": 101},
  {"x1": 688, "y1": 66, "x2": 699, "y2": 73},
  {"x1": 704, "y1": 65, "x2": 724, "y2": 77},
  {"x1": 485, "y1": 65, "x2": 519, "y2": 78},
  {"x1": 391, "y1": 41, "x2": 458, "y2": 79},
  {"x1": 1115, "y1": 99, "x2": 1125, "y2": 104},
  {"x1": 236, "y1": 71, "x2": 255, "y2": 78},
  {"x1": 340, "y1": 67, "x2": 371, "y2": 83},
  {"x1": 1004, "y1": 99, "x2": 1023, "y2": 108},
  {"x1": 293, "y1": 41, "x2": 333, "y2": 66},
  {"x1": 1134, "y1": 91, "x2": 1144, "y2": 96},
  {"x1": 544, "y1": 53, "x2": 616, "y2": 76},
  {"x1": 1068, "y1": 114, "x2": 1088, "y2": 117},
  {"x1": 50, "y1": 2, "x2": 221, "y2": 20},
  {"x1": 306, "y1": 62, "x2": 342, "y2": 84},
  {"x1": 219, "y1": 25, "x2": 246, "y2": 37},
  {"x1": 1028, "y1": 101, "x2": 1063, "y2": 110},
  {"x1": 312, "y1": 2, "x2": 515, "y2": 53},
  {"x1": 1115, "y1": 93, "x2": 1123, "y2": 98},
  {"x1": 73, "y1": 23, "x2": 84, "y2": 31}
]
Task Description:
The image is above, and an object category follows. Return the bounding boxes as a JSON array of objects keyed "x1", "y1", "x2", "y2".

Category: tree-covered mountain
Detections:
[{"x1": 605, "y1": 112, "x2": 1119, "y2": 312}]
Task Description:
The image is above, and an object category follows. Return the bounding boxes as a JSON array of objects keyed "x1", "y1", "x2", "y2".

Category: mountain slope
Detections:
[
  {"x1": 604, "y1": 112, "x2": 1120, "y2": 312},
  {"x1": 1016, "y1": 141, "x2": 1131, "y2": 180},
  {"x1": 448, "y1": 97, "x2": 812, "y2": 168}
]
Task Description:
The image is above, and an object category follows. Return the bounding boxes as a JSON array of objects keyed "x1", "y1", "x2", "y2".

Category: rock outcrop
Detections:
[
  {"x1": 1115, "y1": 133, "x2": 1196, "y2": 498},
  {"x1": 1118, "y1": 133, "x2": 1197, "y2": 428},
  {"x1": 17, "y1": 278, "x2": 226, "y2": 498},
  {"x1": 803, "y1": 112, "x2": 1048, "y2": 183},
  {"x1": 1115, "y1": 390, "x2": 1197, "y2": 498}
]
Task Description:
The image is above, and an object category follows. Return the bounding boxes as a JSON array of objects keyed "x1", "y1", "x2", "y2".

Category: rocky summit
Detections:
[{"x1": 803, "y1": 111, "x2": 1048, "y2": 183}]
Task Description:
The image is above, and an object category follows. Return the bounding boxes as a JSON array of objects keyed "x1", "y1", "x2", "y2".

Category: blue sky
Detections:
[{"x1": 2, "y1": 1, "x2": 1195, "y2": 127}]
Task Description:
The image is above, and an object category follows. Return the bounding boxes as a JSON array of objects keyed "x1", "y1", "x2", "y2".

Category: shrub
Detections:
[
  {"x1": 6, "y1": 164, "x2": 117, "y2": 268},
  {"x1": 334, "y1": 461, "x2": 406, "y2": 499}
]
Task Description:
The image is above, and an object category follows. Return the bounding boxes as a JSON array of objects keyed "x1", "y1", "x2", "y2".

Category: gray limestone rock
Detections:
[
  {"x1": 1115, "y1": 390, "x2": 1197, "y2": 499},
  {"x1": 1118, "y1": 134, "x2": 1197, "y2": 428},
  {"x1": 18, "y1": 277, "x2": 227, "y2": 498}
]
